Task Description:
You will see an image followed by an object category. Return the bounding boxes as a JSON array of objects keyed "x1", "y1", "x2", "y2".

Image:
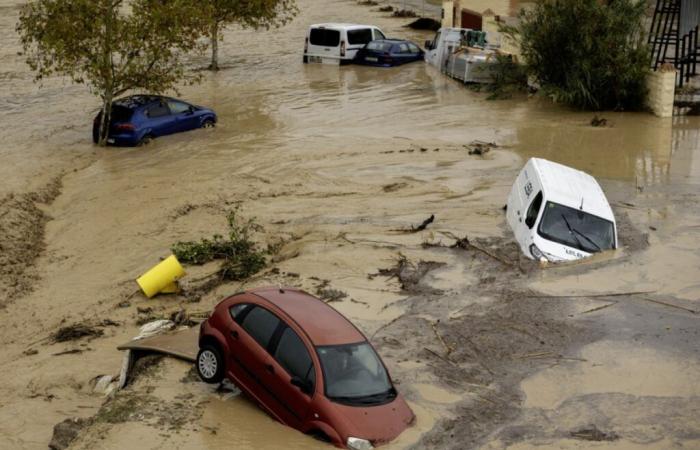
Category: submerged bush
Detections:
[
  {"x1": 484, "y1": 54, "x2": 529, "y2": 99},
  {"x1": 503, "y1": 0, "x2": 650, "y2": 110},
  {"x1": 172, "y1": 208, "x2": 267, "y2": 280}
]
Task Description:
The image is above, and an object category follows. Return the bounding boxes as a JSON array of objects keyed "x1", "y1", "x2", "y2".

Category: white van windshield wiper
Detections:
[
  {"x1": 560, "y1": 213, "x2": 585, "y2": 251},
  {"x1": 561, "y1": 214, "x2": 601, "y2": 252},
  {"x1": 571, "y1": 227, "x2": 601, "y2": 251}
]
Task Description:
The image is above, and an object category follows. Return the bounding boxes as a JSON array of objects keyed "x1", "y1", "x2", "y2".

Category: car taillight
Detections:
[
  {"x1": 304, "y1": 37, "x2": 308, "y2": 53},
  {"x1": 340, "y1": 40, "x2": 346, "y2": 57},
  {"x1": 115, "y1": 123, "x2": 135, "y2": 131}
]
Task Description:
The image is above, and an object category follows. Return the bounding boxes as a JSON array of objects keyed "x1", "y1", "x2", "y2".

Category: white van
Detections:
[
  {"x1": 303, "y1": 23, "x2": 386, "y2": 65},
  {"x1": 506, "y1": 158, "x2": 618, "y2": 262}
]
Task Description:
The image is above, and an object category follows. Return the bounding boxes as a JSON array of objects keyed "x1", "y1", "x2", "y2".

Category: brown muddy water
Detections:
[{"x1": 1, "y1": 0, "x2": 699, "y2": 449}]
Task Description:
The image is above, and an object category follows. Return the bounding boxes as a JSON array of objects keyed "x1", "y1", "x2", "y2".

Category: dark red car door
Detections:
[
  {"x1": 262, "y1": 325, "x2": 316, "y2": 428},
  {"x1": 225, "y1": 304, "x2": 285, "y2": 421}
]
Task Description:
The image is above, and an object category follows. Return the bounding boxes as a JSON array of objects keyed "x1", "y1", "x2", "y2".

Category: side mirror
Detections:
[
  {"x1": 291, "y1": 376, "x2": 313, "y2": 395},
  {"x1": 186, "y1": 106, "x2": 195, "y2": 115},
  {"x1": 424, "y1": 40, "x2": 432, "y2": 50}
]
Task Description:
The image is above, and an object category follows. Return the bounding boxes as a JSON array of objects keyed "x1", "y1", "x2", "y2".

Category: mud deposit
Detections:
[{"x1": 1, "y1": 0, "x2": 699, "y2": 449}]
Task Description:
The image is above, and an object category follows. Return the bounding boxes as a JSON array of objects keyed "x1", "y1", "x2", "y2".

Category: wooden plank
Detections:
[{"x1": 117, "y1": 326, "x2": 199, "y2": 363}]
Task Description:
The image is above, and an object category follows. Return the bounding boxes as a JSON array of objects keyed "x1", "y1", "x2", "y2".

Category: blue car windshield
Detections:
[
  {"x1": 317, "y1": 342, "x2": 394, "y2": 404},
  {"x1": 538, "y1": 202, "x2": 615, "y2": 253}
]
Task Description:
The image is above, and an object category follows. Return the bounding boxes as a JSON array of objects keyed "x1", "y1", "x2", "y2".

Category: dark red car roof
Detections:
[{"x1": 246, "y1": 287, "x2": 366, "y2": 346}]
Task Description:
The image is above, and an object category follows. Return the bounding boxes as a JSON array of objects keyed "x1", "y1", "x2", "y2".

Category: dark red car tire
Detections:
[{"x1": 196, "y1": 345, "x2": 225, "y2": 384}]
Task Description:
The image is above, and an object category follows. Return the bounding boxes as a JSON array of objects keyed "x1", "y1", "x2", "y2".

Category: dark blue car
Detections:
[
  {"x1": 92, "y1": 95, "x2": 217, "y2": 146},
  {"x1": 353, "y1": 39, "x2": 425, "y2": 67}
]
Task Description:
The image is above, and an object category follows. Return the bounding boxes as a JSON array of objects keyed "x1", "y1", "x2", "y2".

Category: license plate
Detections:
[
  {"x1": 309, "y1": 56, "x2": 322, "y2": 63},
  {"x1": 365, "y1": 56, "x2": 378, "y2": 62}
]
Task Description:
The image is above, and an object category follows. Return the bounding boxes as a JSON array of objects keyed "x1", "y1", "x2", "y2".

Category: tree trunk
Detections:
[
  {"x1": 98, "y1": 93, "x2": 113, "y2": 147},
  {"x1": 98, "y1": 0, "x2": 115, "y2": 147},
  {"x1": 210, "y1": 20, "x2": 219, "y2": 71}
]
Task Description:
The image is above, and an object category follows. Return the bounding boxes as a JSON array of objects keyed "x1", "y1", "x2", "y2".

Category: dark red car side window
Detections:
[
  {"x1": 229, "y1": 303, "x2": 250, "y2": 322},
  {"x1": 240, "y1": 306, "x2": 281, "y2": 350},
  {"x1": 273, "y1": 327, "x2": 315, "y2": 389}
]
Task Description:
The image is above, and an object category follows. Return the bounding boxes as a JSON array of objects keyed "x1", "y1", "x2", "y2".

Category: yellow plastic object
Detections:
[
  {"x1": 136, "y1": 255, "x2": 186, "y2": 298},
  {"x1": 159, "y1": 282, "x2": 180, "y2": 294}
]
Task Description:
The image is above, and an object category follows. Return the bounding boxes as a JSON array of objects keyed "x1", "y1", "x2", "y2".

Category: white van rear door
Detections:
[{"x1": 307, "y1": 28, "x2": 341, "y2": 63}]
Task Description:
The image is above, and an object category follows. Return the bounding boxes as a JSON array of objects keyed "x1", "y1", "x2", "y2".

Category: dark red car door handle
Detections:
[
  {"x1": 265, "y1": 364, "x2": 275, "y2": 374},
  {"x1": 230, "y1": 330, "x2": 239, "y2": 339}
]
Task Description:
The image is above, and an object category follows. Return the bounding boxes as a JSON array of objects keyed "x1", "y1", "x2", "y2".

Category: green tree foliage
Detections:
[
  {"x1": 16, "y1": 0, "x2": 207, "y2": 146},
  {"x1": 200, "y1": 0, "x2": 298, "y2": 70},
  {"x1": 504, "y1": 0, "x2": 650, "y2": 110}
]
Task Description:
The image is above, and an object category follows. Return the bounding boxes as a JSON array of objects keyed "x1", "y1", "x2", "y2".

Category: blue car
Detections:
[
  {"x1": 92, "y1": 95, "x2": 217, "y2": 146},
  {"x1": 353, "y1": 39, "x2": 425, "y2": 67}
]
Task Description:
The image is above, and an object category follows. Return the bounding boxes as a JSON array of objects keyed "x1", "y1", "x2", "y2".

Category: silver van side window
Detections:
[{"x1": 525, "y1": 191, "x2": 543, "y2": 229}]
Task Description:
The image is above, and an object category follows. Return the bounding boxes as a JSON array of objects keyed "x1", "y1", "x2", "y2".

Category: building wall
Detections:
[{"x1": 442, "y1": 1, "x2": 454, "y2": 28}]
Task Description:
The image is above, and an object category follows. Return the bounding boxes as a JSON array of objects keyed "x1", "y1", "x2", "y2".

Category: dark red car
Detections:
[{"x1": 197, "y1": 287, "x2": 414, "y2": 449}]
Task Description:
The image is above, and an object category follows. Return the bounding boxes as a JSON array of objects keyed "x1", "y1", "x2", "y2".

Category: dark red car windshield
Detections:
[{"x1": 317, "y1": 342, "x2": 395, "y2": 405}]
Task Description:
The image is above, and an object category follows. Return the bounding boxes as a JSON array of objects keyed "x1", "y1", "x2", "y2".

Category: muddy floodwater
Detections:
[{"x1": 1, "y1": 0, "x2": 699, "y2": 449}]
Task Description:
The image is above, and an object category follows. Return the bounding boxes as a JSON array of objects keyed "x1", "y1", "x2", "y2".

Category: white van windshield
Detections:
[
  {"x1": 538, "y1": 202, "x2": 615, "y2": 253},
  {"x1": 347, "y1": 29, "x2": 373, "y2": 45},
  {"x1": 310, "y1": 28, "x2": 340, "y2": 47}
]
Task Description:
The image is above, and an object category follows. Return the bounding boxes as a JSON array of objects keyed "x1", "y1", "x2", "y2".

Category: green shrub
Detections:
[
  {"x1": 503, "y1": 0, "x2": 650, "y2": 110},
  {"x1": 172, "y1": 208, "x2": 267, "y2": 281},
  {"x1": 484, "y1": 54, "x2": 529, "y2": 99}
]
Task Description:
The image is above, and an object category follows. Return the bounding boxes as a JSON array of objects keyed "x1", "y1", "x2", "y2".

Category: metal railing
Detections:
[{"x1": 649, "y1": 0, "x2": 700, "y2": 87}]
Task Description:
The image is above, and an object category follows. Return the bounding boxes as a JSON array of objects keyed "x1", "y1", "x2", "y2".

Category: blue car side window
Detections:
[
  {"x1": 168, "y1": 101, "x2": 191, "y2": 115},
  {"x1": 146, "y1": 103, "x2": 170, "y2": 118}
]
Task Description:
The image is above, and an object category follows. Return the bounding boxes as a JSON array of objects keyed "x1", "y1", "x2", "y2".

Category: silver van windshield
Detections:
[{"x1": 537, "y1": 202, "x2": 615, "y2": 252}]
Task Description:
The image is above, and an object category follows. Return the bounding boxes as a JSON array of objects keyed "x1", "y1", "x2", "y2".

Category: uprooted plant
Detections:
[{"x1": 171, "y1": 208, "x2": 268, "y2": 280}]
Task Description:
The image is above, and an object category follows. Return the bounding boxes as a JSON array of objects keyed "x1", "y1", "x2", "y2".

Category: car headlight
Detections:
[
  {"x1": 347, "y1": 437, "x2": 374, "y2": 450},
  {"x1": 529, "y1": 244, "x2": 549, "y2": 262}
]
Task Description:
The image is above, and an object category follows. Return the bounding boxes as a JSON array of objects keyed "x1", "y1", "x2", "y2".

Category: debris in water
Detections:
[
  {"x1": 412, "y1": 214, "x2": 435, "y2": 232},
  {"x1": 49, "y1": 417, "x2": 90, "y2": 450},
  {"x1": 374, "y1": 254, "x2": 445, "y2": 294},
  {"x1": 51, "y1": 323, "x2": 104, "y2": 343},
  {"x1": 570, "y1": 425, "x2": 619, "y2": 441},
  {"x1": 378, "y1": 5, "x2": 393, "y2": 12},
  {"x1": 170, "y1": 308, "x2": 199, "y2": 327},
  {"x1": 393, "y1": 9, "x2": 417, "y2": 17},
  {"x1": 466, "y1": 140, "x2": 498, "y2": 155},
  {"x1": 383, "y1": 182, "x2": 408, "y2": 193},
  {"x1": 52, "y1": 348, "x2": 84, "y2": 356},
  {"x1": 590, "y1": 115, "x2": 608, "y2": 127},
  {"x1": 406, "y1": 17, "x2": 441, "y2": 31},
  {"x1": 315, "y1": 279, "x2": 348, "y2": 303}
]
